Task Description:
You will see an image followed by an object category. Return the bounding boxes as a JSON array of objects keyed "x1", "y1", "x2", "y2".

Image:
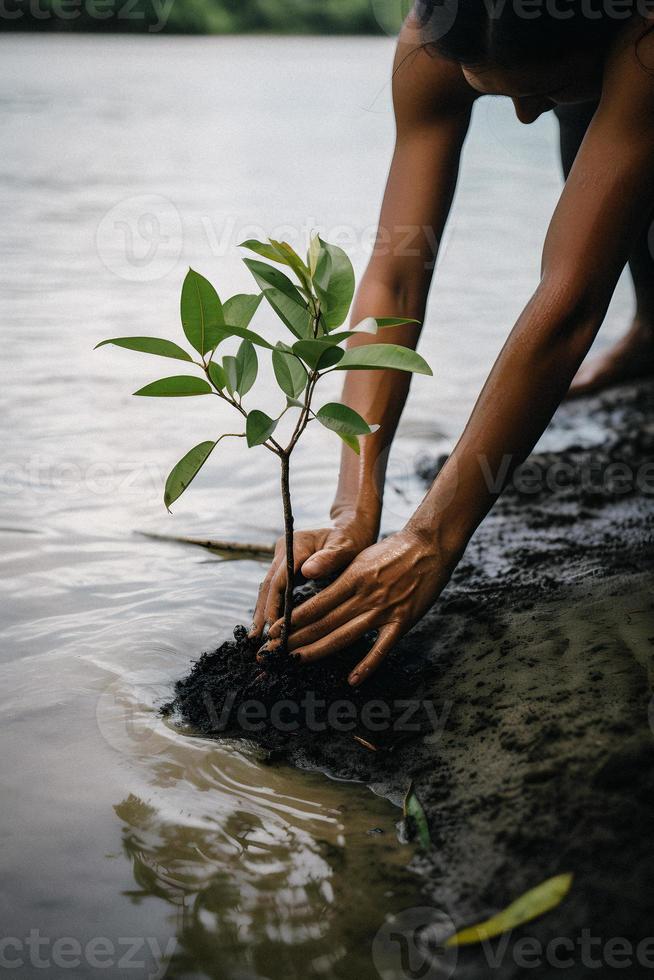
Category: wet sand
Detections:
[
  {"x1": 291, "y1": 380, "x2": 654, "y2": 977},
  {"x1": 169, "y1": 380, "x2": 654, "y2": 977}
]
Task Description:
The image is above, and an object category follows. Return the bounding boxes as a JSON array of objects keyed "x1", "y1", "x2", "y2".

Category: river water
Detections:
[{"x1": 0, "y1": 34, "x2": 632, "y2": 979}]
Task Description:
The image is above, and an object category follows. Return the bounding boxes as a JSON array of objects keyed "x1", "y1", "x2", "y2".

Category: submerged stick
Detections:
[{"x1": 136, "y1": 531, "x2": 275, "y2": 560}]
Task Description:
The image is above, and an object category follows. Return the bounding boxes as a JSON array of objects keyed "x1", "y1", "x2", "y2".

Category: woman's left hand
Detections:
[{"x1": 262, "y1": 527, "x2": 454, "y2": 686}]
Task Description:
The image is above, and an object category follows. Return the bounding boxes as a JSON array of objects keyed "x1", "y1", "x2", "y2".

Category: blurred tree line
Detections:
[{"x1": 2, "y1": 0, "x2": 406, "y2": 34}]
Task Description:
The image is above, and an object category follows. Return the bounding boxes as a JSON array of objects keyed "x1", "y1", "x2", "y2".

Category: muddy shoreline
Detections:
[{"x1": 168, "y1": 380, "x2": 654, "y2": 978}]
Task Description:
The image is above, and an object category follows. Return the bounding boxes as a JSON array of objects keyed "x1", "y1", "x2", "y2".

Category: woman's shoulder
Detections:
[
  {"x1": 392, "y1": 16, "x2": 477, "y2": 125},
  {"x1": 602, "y1": 16, "x2": 654, "y2": 122}
]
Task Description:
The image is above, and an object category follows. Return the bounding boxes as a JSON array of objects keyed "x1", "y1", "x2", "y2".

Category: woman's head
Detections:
[
  {"x1": 416, "y1": 0, "x2": 637, "y2": 68},
  {"x1": 414, "y1": 0, "x2": 646, "y2": 117}
]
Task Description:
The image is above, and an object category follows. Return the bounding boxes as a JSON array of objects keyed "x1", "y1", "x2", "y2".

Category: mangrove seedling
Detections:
[{"x1": 97, "y1": 235, "x2": 432, "y2": 650}]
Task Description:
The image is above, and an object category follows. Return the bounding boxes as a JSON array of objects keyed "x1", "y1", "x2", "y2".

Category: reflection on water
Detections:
[
  {"x1": 115, "y1": 766, "x2": 419, "y2": 979},
  {"x1": 0, "y1": 32, "x2": 634, "y2": 980}
]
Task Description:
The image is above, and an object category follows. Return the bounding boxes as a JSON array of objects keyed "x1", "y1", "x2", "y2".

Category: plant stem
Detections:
[{"x1": 280, "y1": 451, "x2": 294, "y2": 653}]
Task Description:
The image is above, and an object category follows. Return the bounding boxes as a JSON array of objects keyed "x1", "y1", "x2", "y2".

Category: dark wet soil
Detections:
[
  {"x1": 162, "y1": 580, "x2": 435, "y2": 756},
  {"x1": 167, "y1": 380, "x2": 654, "y2": 978}
]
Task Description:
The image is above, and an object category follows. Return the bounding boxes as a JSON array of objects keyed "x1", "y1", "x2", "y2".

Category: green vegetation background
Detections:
[{"x1": 4, "y1": 0, "x2": 406, "y2": 34}]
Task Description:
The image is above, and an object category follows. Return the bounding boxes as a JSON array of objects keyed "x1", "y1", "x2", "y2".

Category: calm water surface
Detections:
[{"x1": 0, "y1": 35, "x2": 632, "y2": 979}]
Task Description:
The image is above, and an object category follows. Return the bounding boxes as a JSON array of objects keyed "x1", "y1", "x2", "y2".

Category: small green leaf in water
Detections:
[
  {"x1": 403, "y1": 781, "x2": 431, "y2": 849},
  {"x1": 445, "y1": 873, "x2": 574, "y2": 947}
]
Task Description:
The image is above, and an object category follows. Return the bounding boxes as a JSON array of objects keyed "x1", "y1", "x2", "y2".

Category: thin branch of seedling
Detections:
[{"x1": 96, "y1": 234, "x2": 432, "y2": 654}]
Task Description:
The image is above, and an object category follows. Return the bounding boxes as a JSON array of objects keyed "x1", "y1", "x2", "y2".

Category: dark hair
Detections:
[{"x1": 416, "y1": 0, "x2": 643, "y2": 67}]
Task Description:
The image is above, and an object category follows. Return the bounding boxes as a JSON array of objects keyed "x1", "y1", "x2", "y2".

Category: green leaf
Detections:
[
  {"x1": 322, "y1": 330, "x2": 358, "y2": 345},
  {"x1": 316, "y1": 402, "x2": 374, "y2": 438},
  {"x1": 244, "y1": 258, "x2": 312, "y2": 338},
  {"x1": 269, "y1": 239, "x2": 311, "y2": 284},
  {"x1": 308, "y1": 233, "x2": 321, "y2": 277},
  {"x1": 164, "y1": 440, "x2": 216, "y2": 511},
  {"x1": 347, "y1": 316, "x2": 421, "y2": 335},
  {"x1": 445, "y1": 873, "x2": 574, "y2": 947},
  {"x1": 240, "y1": 240, "x2": 286, "y2": 263},
  {"x1": 373, "y1": 316, "x2": 420, "y2": 329},
  {"x1": 293, "y1": 340, "x2": 344, "y2": 371},
  {"x1": 337, "y1": 432, "x2": 361, "y2": 454},
  {"x1": 180, "y1": 269, "x2": 225, "y2": 356},
  {"x1": 222, "y1": 356, "x2": 238, "y2": 396},
  {"x1": 246, "y1": 410, "x2": 277, "y2": 448},
  {"x1": 242, "y1": 239, "x2": 311, "y2": 287},
  {"x1": 263, "y1": 288, "x2": 313, "y2": 339},
  {"x1": 213, "y1": 324, "x2": 274, "y2": 351},
  {"x1": 208, "y1": 361, "x2": 227, "y2": 391},
  {"x1": 133, "y1": 376, "x2": 213, "y2": 397},
  {"x1": 95, "y1": 337, "x2": 193, "y2": 362},
  {"x1": 313, "y1": 237, "x2": 355, "y2": 330},
  {"x1": 235, "y1": 340, "x2": 258, "y2": 396},
  {"x1": 333, "y1": 344, "x2": 432, "y2": 376},
  {"x1": 272, "y1": 347, "x2": 308, "y2": 399},
  {"x1": 244, "y1": 258, "x2": 302, "y2": 304},
  {"x1": 222, "y1": 293, "x2": 262, "y2": 330},
  {"x1": 403, "y1": 781, "x2": 431, "y2": 850}
]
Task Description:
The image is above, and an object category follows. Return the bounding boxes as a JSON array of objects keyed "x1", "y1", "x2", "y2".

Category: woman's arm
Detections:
[
  {"x1": 251, "y1": 28, "x2": 474, "y2": 632},
  {"x1": 265, "y1": 24, "x2": 654, "y2": 679},
  {"x1": 326, "y1": 29, "x2": 475, "y2": 546},
  {"x1": 410, "y1": 23, "x2": 654, "y2": 559}
]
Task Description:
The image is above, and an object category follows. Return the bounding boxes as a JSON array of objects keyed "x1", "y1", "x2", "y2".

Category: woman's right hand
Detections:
[{"x1": 249, "y1": 518, "x2": 378, "y2": 640}]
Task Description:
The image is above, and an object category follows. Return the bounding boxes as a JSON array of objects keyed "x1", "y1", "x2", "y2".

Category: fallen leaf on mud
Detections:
[
  {"x1": 403, "y1": 781, "x2": 431, "y2": 849},
  {"x1": 353, "y1": 736, "x2": 378, "y2": 752},
  {"x1": 445, "y1": 872, "x2": 573, "y2": 947}
]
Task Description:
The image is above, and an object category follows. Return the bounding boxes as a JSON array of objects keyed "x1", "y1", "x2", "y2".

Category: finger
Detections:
[
  {"x1": 294, "y1": 611, "x2": 378, "y2": 664},
  {"x1": 268, "y1": 576, "x2": 356, "y2": 639},
  {"x1": 348, "y1": 624, "x2": 400, "y2": 687},
  {"x1": 249, "y1": 566, "x2": 278, "y2": 639},
  {"x1": 287, "y1": 596, "x2": 362, "y2": 652},
  {"x1": 262, "y1": 547, "x2": 311, "y2": 630},
  {"x1": 301, "y1": 543, "x2": 355, "y2": 580}
]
